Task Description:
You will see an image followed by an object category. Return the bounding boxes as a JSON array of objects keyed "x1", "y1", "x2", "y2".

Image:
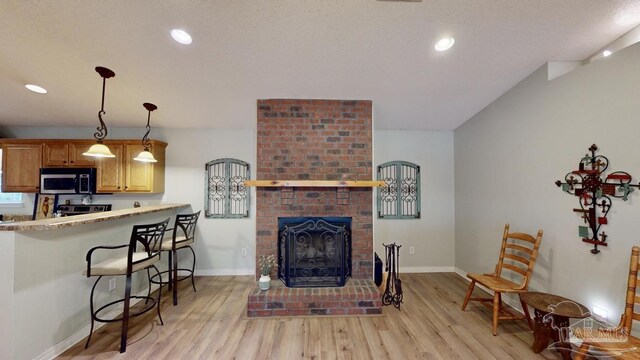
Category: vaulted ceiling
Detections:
[{"x1": 1, "y1": 1, "x2": 639, "y2": 130}]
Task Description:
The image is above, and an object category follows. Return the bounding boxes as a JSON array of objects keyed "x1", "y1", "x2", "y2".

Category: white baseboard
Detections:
[
  {"x1": 453, "y1": 266, "x2": 524, "y2": 315},
  {"x1": 34, "y1": 284, "x2": 160, "y2": 360},
  {"x1": 195, "y1": 268, "x2": 254, "y2": 276},
  {"x1": 400, "y1": 266, "x2": 455, "y2": 273}
]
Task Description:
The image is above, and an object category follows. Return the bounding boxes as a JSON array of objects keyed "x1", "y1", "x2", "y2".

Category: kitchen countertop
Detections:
[{"x1": 0, "y1": 203, "x2": 190, "y2": 232}]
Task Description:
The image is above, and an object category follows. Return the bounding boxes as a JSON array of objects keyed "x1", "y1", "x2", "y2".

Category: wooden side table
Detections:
[{"x1": 520, "y1": 292, "x2": 591, "y2": 360}]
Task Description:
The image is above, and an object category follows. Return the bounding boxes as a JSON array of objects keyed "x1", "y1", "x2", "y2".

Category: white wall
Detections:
[
  {"x1": 374, "y1": 130, "x2": 455, "y2": 271},
  {"x1": 455, "y1": 42, "x2": 640, "y2": 323},
  {"x1": 155, "y1": 128, "x2": 256, "y2": 275},
  {"x1": 0, "y1": 126, "x2": 257, "y2": 275}
]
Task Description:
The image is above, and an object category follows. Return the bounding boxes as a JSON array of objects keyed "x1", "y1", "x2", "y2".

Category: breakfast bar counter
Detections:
[
  {"x1": 0, "y1": 203, "x2": 192, "y2": 360},
  {"x1": 0, "y1": 203, "x2": 190, "y2": 232}
]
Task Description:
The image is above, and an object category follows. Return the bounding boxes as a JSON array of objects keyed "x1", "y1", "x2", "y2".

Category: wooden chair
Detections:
[
  {"x1": 573, "y1": 246, "x2": 640, "y2": 359},
  {"x1": 461, "y1": 224, "x2": 543, "y2": 335}
]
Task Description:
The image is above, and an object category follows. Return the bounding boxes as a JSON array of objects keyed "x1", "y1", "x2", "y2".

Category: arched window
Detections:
[
  {"x1": 205, "y1": 158, "x2": 250, "y2": 218},
  {"x1": 377, "y1": 161, "x2": 420, "y2": 219}
]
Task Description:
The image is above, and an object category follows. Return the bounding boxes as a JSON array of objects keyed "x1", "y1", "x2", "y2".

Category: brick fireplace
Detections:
[{"x1": 247, "y1": 99, "x2": 381, "y2": 317}]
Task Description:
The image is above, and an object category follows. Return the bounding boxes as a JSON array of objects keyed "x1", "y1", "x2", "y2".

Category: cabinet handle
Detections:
[
  {"x1": 118, "y1": 186, "x2": 121, "y2": 189},
  {"x1": 63, "y1": 160, "x2": 67, "y2": 163},
  {"x1": 70, "y1": 161, "x2": 74, "y2": 164}
]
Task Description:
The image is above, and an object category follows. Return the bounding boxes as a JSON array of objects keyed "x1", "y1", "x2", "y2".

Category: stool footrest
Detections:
[
  {"x1": 93, "y1": 295, "x2": 157, "y2": 324},
  {"x1": 150, "y1": 269, "x2": 194, "y2": 285}
]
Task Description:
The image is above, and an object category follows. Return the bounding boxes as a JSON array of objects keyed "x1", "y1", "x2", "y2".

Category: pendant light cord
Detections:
[{"x1": 93, "y1": 77, "x2": 108, "y2": 141}]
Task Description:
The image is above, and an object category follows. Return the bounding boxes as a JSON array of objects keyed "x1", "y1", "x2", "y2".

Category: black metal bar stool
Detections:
[
  {"x1": 83, "y1": 218, "x2": 169, "y2": 353},
  {"x1": 151, "y1": 211, "x2": 200, "y2": 305}
]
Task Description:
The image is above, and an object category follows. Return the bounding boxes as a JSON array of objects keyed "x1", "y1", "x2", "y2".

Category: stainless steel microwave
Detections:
[{"x1": 40, "y1": 168, "x2": 97, "y2": 194}]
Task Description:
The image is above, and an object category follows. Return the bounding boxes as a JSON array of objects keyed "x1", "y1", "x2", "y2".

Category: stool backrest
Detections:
[
  {"x1": 128, "y1": 218, "x2": 170, "y2": 270},
  {"x1": 172, "y1": 211, "x2": 201, "y2": 248}
]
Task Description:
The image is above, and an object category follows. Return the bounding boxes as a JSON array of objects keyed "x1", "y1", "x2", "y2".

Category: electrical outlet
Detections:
[
  {"x1": 241, "y1": 248, "x2": 247, "y2": 256},
  {"x1": 409, "y1": 246, "x2": 415, "y2": 255},
  {"x1": 109, "y1": 278, "x2": 116, "y2": 291}
]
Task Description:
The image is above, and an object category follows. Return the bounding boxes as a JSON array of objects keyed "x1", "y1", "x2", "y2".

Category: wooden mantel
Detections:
[{"x1": 244, "y1": 180, "x2": 385, "y2": 187}]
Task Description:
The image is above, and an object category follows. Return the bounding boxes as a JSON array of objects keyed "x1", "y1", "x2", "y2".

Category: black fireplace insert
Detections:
[{"x1": 278, "y1": 217, "x2": 351, "y2": 287}]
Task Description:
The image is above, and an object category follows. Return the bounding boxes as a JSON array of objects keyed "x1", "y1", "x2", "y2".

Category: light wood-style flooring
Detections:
[{"x1": 57, "y1": 273, "x2": 557, "y2": 359}]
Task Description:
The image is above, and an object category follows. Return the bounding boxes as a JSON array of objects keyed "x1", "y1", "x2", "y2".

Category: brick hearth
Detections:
[
  {"x1": 247, "y1": 279, "x2": 381, "y2": 317},
  {"x1": 248, "y1": 99, "x2": 380, "y2": 317}
]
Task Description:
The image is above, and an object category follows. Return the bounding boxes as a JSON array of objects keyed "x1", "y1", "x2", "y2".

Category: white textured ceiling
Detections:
[{"x1": 1, "y1": 0, "x2": 639, "y2": 130}]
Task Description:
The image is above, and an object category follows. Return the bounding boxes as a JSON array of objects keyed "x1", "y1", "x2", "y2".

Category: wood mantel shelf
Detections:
[{"x1": 244, "y1": 180, "x2": 385, "y2": 187}]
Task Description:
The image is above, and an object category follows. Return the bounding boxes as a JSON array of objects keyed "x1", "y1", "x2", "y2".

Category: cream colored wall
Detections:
[
  {"x1": 0, "y1": 232, "x2": 15, "y2": 360},
  {"x1": 454, "y1": 42, "x2": 640, "y2": 323},
  {"x1": 374, "y1": 130, "x2": 455, "y2": 271}
]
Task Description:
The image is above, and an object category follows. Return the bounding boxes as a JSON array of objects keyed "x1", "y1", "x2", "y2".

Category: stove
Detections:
[{"x1": 56, "y1": 204, "x2": 112, "y2": 216}]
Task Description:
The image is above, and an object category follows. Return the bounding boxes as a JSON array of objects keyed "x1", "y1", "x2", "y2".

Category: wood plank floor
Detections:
[{"x1": 57, "y1": 273, "x2": 558, "y2": 359}]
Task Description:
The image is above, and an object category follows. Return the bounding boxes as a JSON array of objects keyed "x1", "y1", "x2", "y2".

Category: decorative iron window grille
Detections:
[
  {"x1": 377, "y1": 161, "x2": 420, "y2": 219},
  {"x1": 205, "y1": 158, "x2": 250, "y2": 218}
]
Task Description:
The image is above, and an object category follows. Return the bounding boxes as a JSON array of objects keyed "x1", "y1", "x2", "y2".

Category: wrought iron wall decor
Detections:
[
  {"x1": 555, "y1": 144, "x2": 640, "y2": 254},
  {"x1": 377, "y1": 161, "x2": 420, "y2": 219},
  {"x1": 205, "y1": 158, "x2": 250, "y2": 218}
]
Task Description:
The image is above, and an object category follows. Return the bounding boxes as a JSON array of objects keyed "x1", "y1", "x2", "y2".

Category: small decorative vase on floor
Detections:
[{"x1": 258, "y1": 275, "x2": 271, "y2": 290}]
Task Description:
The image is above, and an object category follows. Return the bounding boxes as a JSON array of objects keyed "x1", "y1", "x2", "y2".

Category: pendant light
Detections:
[
  {"x1": 133, "y1": 102, "x2": 158, "y2": 163},
  {"x1": 83, "y1": 66, "x2": 116, "y2": 158}
]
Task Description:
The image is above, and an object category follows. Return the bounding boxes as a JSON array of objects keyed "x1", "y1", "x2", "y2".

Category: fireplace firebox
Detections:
[{"x1": 278, "y1": 217, "x2": 352, "y2": 287}]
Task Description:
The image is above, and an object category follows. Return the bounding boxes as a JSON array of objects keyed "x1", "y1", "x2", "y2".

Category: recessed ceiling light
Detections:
[
  {"x1": 434, "y1": 37, "x2": 455, "y2": 52},
  {"x1": 171, "y1": 29, "x2": 192, "y2": 45},
  {"x1": 25, "y1": 84, "x2": 47, "y2": 94},
  {"x1": 603, "y1": 50, "x2": 612, "y2": 57}
]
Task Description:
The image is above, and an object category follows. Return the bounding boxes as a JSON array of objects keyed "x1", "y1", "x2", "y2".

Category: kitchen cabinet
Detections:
[
  {"x1": 42, "y1": 141, "x2": 95, "y2": 167},
  {"x1": 1, "y1": 139, "x2": 166, "y2": 194},
  {"x1": 95, "y1": 144, "x2": 123, "y2": 192},
  {"x1": 1, "y1": 142, "x2": 42, "y2": 193},
  {"x1": 97, "y1": 140, "x2": 166, "y2": 193}
]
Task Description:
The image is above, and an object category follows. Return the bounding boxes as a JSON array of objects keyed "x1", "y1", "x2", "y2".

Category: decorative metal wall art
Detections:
[
  {"x1": 205, "y1": 158, "x2": 250, "y2": 218},
  {"x1": 377, "y1": 161, "x2": 420, "y2": 219},
  {"x1": 555, "y1": 144, "x2": 640, "y2": 254}
]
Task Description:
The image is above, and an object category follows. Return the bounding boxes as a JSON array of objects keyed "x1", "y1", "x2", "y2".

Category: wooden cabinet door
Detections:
[
  {"x1": 42, "y1": 143, "x2": 69, "y2": 167},
  {"x1": 124, "y1": 144, "x2": 152, "y2": 192},
  {"x1": 69, "y1": 142, "x2": 95, "y2": 167},
  {"x1": 96, "y1": 144, "x2": 123, "y2": 193},
  {"x1": 2, "y1": 144, "x2": 42, "y2": 192}
]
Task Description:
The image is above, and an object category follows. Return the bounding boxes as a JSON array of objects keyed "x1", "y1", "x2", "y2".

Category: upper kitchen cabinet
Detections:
[
  {"x1": 95, "y1": 144, "x2": 124, "y2": 193},
  {"x1": 1, "y1": 139, "x2": 167, "y2": 194},
  {"x1": 1, "y1": 141, "x2": 43, "y2": 193},
  {"x1": 43, "y1": 141, "x2": 95, "y2": 167},
  {"x1": 97, "y1": 140, "x2": 166, "y2": 193}
]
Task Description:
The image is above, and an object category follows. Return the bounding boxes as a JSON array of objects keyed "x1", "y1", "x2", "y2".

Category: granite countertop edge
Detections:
[{"x1": 0, "y1": 203, "x2": 190, "y2": 232}]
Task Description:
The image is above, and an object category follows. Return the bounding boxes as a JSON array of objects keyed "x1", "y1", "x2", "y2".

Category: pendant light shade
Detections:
[
  {"x1": 134, "y1": 102, "x2": 158, "y2": 163},
  {"x1": 133, "y1": 149, "x2": 157, "y2": 163},
  {"x1": 84, "y1": 143, "x2": 115, "y2": 158},
  {"x1": 84, "y1": 66, "x2": 116, "y2": 158}
]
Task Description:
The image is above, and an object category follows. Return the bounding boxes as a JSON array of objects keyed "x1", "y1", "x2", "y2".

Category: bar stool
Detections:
[
  {"x1": 84, "y1": 218, "x2": 169, "y2": 353},
  {"x1": 151, "y1": 211, "x2": 200, "y2": 305}
]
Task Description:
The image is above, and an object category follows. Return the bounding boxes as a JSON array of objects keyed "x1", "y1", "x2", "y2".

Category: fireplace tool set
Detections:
[{"x1": 382, "y1": 243, "x2": 403, "y2": 310}]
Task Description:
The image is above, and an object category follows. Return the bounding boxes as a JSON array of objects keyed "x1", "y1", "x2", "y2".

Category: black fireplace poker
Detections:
[{"x1": 382, "y1": 242, "x2": 403, "y2": 310}]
